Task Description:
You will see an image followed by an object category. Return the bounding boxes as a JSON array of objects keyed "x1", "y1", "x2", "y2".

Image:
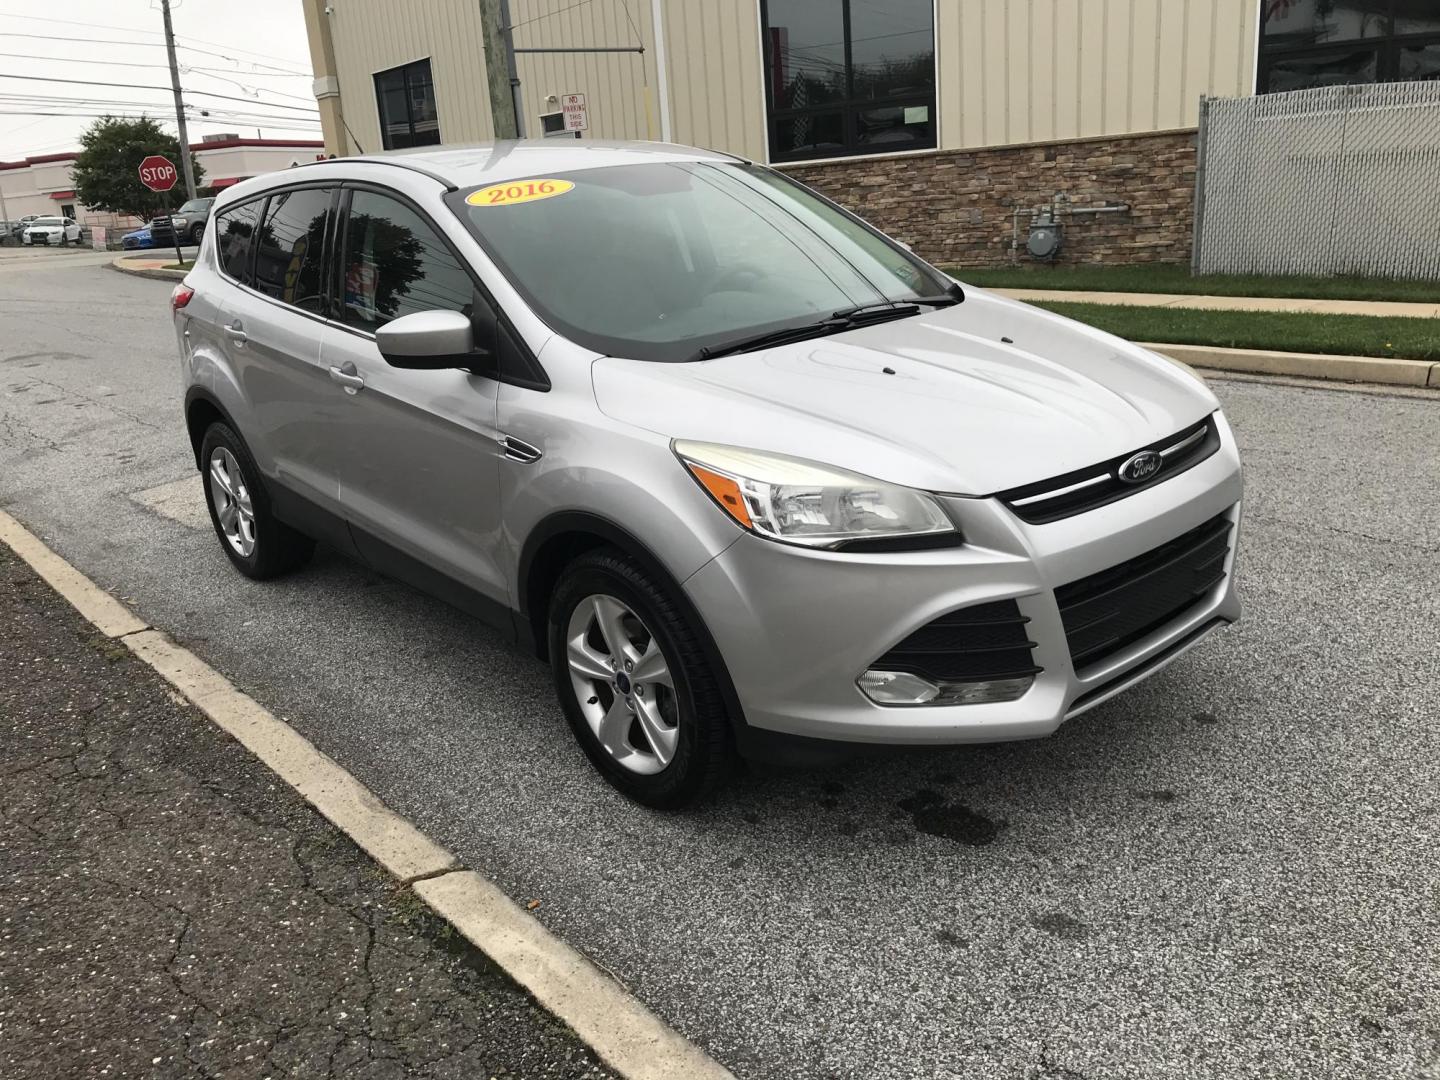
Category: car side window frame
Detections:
[
  {"x1": 213, "y1": 182, "x2": 342, "y2": 323},
  {"x1": 250, "y1": 184, "x2": 340, "y2": 315},
  {"x1": 212, "y1": 193, "x2": 270, "y2": 291},
  {"x1": 332, "y1": 181, "x2": 550, "y2": 392}
]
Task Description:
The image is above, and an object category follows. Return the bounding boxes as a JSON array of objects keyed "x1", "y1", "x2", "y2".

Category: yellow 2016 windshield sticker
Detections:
[{"x1": 466, "y1": 179, "x2": 574, "y2": 207}]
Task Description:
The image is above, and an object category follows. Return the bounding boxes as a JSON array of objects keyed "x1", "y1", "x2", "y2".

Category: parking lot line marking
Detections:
[
  {"x1": 0, "y1": 506, "x2": 735, "y2": 1080},
  {"x1": 0, "y1": 510, "x2": 148, "y2": 637},
  {"x1": 130, "y1": 476, "x2": 208, "y2": 529}
]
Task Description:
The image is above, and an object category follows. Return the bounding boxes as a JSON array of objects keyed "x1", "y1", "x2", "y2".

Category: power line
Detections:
[
  {"x1": 0, "y1": 91, "x2": 322, "y2": 123},
  {"x1": 0, "y1": 110, "x2": 322, "y2": 132},
  {"x1": 0, "y1": 32, "x2": 310, "y2": 76},
  {"x1": 0, "y1": 13, "x2": 311, "y2": 73},
  {"x1": 175, "y1": 38, "x2": 309, "y2": 75},
  {"x1": 0, "y1": 54, "x2": 313, "y2": 107},
  {"x1": 0, "y1": 74, "x2": 319, "y2": 114}
]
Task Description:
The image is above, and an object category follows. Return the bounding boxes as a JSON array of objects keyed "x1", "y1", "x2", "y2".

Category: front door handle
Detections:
[{"x1": 328, "y1": 362, "x2": 365, "y2": 394}]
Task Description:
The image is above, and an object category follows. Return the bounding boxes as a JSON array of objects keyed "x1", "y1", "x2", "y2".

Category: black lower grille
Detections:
[
  {"x1": 1057, "y1": 514, "x2": 1233, "y2": 671},
  {"x1": 871, "y1": 599, "x2": 1041, "y2": 683}
]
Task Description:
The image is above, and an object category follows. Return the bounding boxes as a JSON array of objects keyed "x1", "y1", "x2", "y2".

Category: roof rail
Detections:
[{"x1": 289, "y1": 154, "x2": 459, "y2": 192}]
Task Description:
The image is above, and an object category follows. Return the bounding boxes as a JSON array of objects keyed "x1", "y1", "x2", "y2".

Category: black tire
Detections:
[
  {"x1": 548, "y1": 548, "x2": 733, "y2": 809},
  {"x1": 199, "y1": 421, "x2": 314, "y2": 580},
  {"x1": 189, "y1": 222, "x2": 205, "y2": 246}
]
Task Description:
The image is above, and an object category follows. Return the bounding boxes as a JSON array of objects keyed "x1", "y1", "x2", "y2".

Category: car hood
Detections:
[{"x1": 592, "y1": 287, "x2": 1219, "y2": 495}]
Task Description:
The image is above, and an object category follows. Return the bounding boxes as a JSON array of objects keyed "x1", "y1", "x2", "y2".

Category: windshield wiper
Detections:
[
  {"x1": 692, "y1": 303, "x2": 926, "y2": 362},
  {"x1": 907, "y1": 281, "x2": 965, "y2": 308},
  {"x1": 690, "y1": 282, "x2": 964, "y2": 362},
  {"x1": 692, "y1": 317, "x2": 853, "y2": 362}
]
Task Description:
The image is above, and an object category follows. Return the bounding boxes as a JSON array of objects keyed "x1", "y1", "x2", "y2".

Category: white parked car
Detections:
[{"x1": 23, "y1": 216, "x2": 83, "y2": 246}]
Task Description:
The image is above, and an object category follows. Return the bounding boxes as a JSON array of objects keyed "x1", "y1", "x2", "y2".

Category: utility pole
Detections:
[
  {"x1": 478, "y1": 0, "x2": 519, "y2": 138},
  {"x1": 160, "y1": 0, "x2": 198, "y2": 202}
]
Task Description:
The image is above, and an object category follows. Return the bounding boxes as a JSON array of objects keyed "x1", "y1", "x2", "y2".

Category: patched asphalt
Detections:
[
  {"x1": 2, "y1": 261, "x2": 1437, "y2": 1079},
  {"x1": 0, "y1": 543, "x2": 614, "y2": 1079}
]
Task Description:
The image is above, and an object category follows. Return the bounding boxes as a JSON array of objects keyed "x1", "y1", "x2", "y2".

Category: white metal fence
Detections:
[{"x1": 1192, "y1": 82, "x2": 1440, "y2": 281}]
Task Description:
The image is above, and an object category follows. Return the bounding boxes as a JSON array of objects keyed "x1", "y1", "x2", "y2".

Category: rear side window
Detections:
[
  {"x1": 254, "y1": 187, "x2": 333, "y2": 312},
  {"x1": 339, "y1": 189, "x2": 472, "y2": 331},
  {"x1": 213, "y1": 199, "x2": 263, "y2": 287}
]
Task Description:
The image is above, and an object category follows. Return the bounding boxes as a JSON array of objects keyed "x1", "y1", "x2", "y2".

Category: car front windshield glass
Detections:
[
  {"x1": 446, "y1": 161, "x2": 949, "y2": 362},
  {"x1": 179, "y1": 199, "x2": 210, "y2": 213},
  {"x1": 34, "y1": 218, "x2": 62, "y2": 226}
]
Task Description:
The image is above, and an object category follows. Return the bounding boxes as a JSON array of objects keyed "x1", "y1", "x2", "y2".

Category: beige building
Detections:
[{"x1": 302, "y1": 1, "x2": 1440, "y2": 265}]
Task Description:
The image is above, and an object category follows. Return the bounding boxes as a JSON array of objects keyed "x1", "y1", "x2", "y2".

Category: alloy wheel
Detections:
[
  {"x1": 208, "y1": 447, "x2": 257, "y2": 558},
  {"x1": 565, "y1": 594, "x2": 679, "y2": 775}
]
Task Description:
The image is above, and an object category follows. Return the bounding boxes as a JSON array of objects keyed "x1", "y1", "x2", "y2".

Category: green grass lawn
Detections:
[
  {"x1": 162, "y1": 261, "x2": 195, "y2": 271},
  {"x1": 1035, "y1": 301, "x2": 1440, "y2": 362},
  {"x1": 951, "y1": 263, "x2": 1440, "y2": 304}
]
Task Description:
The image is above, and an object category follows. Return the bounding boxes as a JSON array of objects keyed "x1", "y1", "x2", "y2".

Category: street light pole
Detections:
[{"x1": 161, "y1": 0, "x2": 198, "y2": 202}]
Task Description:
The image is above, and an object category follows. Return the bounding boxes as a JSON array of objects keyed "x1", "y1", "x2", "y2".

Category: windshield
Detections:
[
  {"x1": 33, "y1": 217, "x2": 62, "y2": 226},
  {"x1": 179, "y1": 199, "x2": 211, "y2": 213},
  {"x1": 446, "y1": 162, "x2": 951, "y2": 362}
]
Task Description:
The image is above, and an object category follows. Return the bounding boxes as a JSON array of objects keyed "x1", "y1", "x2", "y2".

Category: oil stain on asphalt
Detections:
[
  {"x1": 895, "y1": 790, "x2": 1004, "y2": 846},
  {"x1": 1032, "y1": 912, "x2": 1090, "y2": 940}
]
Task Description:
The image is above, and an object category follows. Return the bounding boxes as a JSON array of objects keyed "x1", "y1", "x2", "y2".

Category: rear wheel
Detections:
[
  {"x1": 200, "y1": 421, "x2": 314, "y2": 580},
  {"x1": 548, "y1": 548, "x2": 733, "y2": 808}
]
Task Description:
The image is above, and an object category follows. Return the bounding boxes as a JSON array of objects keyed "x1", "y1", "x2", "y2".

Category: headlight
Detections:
[
  {"x1": 674, "y1": 441, "x2": 957, "y2": 549},
  {"x1": 173, "y1": 216, "x2": 187, "y2": 227}
]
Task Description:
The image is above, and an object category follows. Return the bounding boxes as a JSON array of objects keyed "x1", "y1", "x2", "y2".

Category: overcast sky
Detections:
[{"x1": 0, "y1": 0, "x2": 316, "y2": 161}]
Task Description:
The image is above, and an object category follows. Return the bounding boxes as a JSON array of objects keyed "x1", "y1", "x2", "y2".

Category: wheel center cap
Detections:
[{"x1": 615, "y1": 672, "x2": 632, "y2": 695}]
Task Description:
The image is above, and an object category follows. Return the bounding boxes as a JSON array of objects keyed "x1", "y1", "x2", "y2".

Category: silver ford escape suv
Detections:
[{"x1": 173, "y1": 141, "x2": 1242, "y2": 808}]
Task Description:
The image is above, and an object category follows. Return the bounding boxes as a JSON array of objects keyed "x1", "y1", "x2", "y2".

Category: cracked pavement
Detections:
[
  {"x1": 2, "y1": 258, "x2": 1439, "y2": 1079},
  {"x1": 0, "y1": 543, "x2": 615, "y2": 1080}
]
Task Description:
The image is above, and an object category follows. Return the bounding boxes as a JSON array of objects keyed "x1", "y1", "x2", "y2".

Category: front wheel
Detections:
[
  {"x1": 548, "y1": 548, "x2": 733, "y2": 808},
  {"x1": 189, "y1": 222, "x2": 205, "y2": 246}
]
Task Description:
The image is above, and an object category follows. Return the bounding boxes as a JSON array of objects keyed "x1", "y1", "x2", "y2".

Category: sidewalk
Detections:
[
  {"x1": 990, "y1": 287, "x2": 1440, "y2": 319},
  {"x1": 0, "y1": 541, "x2": 614, "y2": 1080},
  {"x1": 110, "y1": 252, "x2": 187, "y2": 280}
]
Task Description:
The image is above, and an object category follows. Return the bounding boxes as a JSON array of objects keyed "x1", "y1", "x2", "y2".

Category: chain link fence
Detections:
[{"x1": 1192, "y1": 81, "x2": 1440, "y2": 280}]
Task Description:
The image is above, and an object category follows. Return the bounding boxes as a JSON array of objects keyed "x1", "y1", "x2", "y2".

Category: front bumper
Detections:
[{"x1": 684, "y1": 412, "x2": 1243, "y2": 746}]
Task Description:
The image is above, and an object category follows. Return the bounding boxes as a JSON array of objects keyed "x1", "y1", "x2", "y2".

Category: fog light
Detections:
[
  {"x1": 858, "y1": 670, "x2": 1034, "y2": 707},
  {"x1": 857, "y1": 669, "x2": 939, "y2": 705}
]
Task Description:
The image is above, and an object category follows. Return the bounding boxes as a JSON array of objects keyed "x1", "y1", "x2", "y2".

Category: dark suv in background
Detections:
[{"x1": 150, "y1": 196, "x2": 215, "y2": 246}]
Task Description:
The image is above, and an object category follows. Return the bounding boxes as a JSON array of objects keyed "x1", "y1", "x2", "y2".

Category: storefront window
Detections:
[
  {"x1": 374, "y1": 58, "x2": 441, "y2": 150},
  {"x1": 761, "y1": 0, "x2": 935, "y2": 162},
  {"x1": 1259, "y1": 1, "x2": 1440, "y2": 92}
]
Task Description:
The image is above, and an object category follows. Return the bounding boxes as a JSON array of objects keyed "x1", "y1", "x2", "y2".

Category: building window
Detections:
[
  {"x1": 1258, "y1": 0, "x2": 1440, "y2": 93},
  {"x1": 760, "y1": 0, "x2": 936, "y2": 162},
  {"x1": 374, "y1": 58, "x2": 441, "y2": 150}
]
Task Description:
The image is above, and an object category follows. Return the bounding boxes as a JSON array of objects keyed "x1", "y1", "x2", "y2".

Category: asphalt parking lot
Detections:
[{"x1": 2, "y1": 261, "x2": 1437, "y2": 1079}]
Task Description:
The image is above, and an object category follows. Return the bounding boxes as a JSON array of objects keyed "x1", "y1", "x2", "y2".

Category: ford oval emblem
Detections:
[{"x1": 1118, "y1": 449, "x2": 1163, "y2": 484}]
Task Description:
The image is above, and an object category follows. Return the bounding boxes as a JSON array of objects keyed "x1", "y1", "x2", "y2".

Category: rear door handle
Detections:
[
  {"x1": 328, "y1": 362, "x2": 365, "y2": 393},
  {"x1": 223, "y1": 322, "x2": 247, "y2": 344}
]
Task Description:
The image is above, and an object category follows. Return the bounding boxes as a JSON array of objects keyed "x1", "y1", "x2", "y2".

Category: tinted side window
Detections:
[
  {"x1": 213, "y1": 199, "x2": 263, "y2": 287},
  {"x1": 339, "y1": 190, "x2": 472, "y2": 330},
  {"x1": 254, "y1": 187, "x2": 333, "y2": 312}
]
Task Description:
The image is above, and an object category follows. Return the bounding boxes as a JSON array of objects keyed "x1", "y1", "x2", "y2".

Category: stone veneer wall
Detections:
[{"x1": 782, "y1": 130, "x2": 1198, "y2": 269}]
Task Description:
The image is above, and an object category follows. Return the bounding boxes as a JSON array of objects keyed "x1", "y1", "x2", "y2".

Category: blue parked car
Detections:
[{"x1": 122, "y1": 225, "x2": 155, "y2": 250}]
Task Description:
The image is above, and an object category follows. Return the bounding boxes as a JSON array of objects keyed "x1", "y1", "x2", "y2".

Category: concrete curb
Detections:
[
  {"x1": 0, "y1": 507, "x2": 734, "y2": 1080},
  {"x1": 109, "y1": 254, "x2": 187, "y2": 281},
  {"x1": 1142, "y1": 342, "x2": 1439, "y2": 389}
]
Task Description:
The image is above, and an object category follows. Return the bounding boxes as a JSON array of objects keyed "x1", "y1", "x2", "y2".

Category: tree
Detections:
[{"x1": 70, "y1": 116, "x2": 204, "y2": 220}]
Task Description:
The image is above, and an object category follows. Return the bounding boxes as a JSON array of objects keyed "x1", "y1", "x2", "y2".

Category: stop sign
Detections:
[{"x1": 138, "y1": 155, "x2": 179, "y2": 193}]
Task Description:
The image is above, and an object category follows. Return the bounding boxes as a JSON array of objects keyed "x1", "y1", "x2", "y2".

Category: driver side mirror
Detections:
[{"x1": 376, "y1": 308, "x2": 492, "y2": 371}]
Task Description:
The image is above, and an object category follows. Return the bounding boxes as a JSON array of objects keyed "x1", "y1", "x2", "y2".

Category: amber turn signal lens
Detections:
[{"x1": 686, "y1": 463, "x2": 752, "y2": 528}]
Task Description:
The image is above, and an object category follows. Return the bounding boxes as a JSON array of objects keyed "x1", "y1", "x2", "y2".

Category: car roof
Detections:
[{"x1": 299, "y1": 139, "x2": 740, "y2": 189}]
